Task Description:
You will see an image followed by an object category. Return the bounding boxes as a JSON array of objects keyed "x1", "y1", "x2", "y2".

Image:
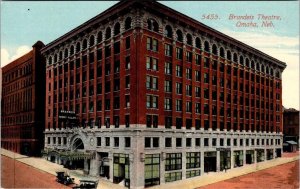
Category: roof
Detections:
[{"x1": 41, "y1": 1, "x2": 286, "y2": 69}]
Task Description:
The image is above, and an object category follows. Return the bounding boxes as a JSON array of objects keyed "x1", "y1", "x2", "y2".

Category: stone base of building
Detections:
[{"x1": 43, "y1": 127, "x2": 282, "y2": 188}]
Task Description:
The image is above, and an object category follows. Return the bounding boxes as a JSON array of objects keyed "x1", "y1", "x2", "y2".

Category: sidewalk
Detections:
[
  {"x1": 1, "y1": 148, "x2": 298, "y2": 189},
  {"x1": 151, "y1": 153, "x2": 299, "y2": 189}
]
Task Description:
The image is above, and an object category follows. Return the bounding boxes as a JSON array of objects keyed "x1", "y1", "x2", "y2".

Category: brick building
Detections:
[
  {"x1": 1, "y1": 41, "x2": 45, "y2": 156},
  {"x1": 283, "y1": 108, "x2": 299, "y2": 144},
  {"x1": 41, "y1": 1, "x2": 286, "y2": 188}
]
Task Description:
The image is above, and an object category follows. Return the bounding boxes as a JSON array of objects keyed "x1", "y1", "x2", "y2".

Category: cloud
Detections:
[
  {"x1": 222, "y1": 29, "x2": 299, "y2": 110},
  {"x1": 1, "y1": 45, "x2": 31, "y2": 68}
]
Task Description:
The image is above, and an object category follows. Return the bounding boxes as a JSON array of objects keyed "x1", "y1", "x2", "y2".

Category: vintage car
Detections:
[
  {"x1": 72, "y1": 179, "x2": 98, "y2": 189},
  {"x1": 56, "y1": 171, "x2": 75, "y2": 185}
]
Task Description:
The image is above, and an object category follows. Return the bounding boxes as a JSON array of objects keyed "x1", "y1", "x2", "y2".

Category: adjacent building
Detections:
[
  {"x1": 1, "y1": 41, "x2": 46, "y2": 156},
  {"x1": 283, "y1": 108, "x2": 299, "y2": 151},
  {"x1": 41, "y1": 1, "x2": 286, "y2": 188}
]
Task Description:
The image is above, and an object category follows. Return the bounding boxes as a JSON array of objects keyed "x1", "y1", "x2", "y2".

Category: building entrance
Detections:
[
  {"x1": 234, "y1": 150, "x2": 243, "y2": 167},
  {"x1": 204, "y1": 152, "x2": 217, "y2": 172},
  {"x1": 220, "y1": 151, "x2": 231, "y2": 171},
  {"x1": 256, "y1": 149, "x2": 264, "y2": 162},
  {"x1": 113, "y1": 153, "x2": 130, "y2": 187},
  {"x1": 246, "y1": 150, "x2": 254, "y2": 164},
  {"x1": 276, "y1": 148, "x2": 282, "y2": 157}
]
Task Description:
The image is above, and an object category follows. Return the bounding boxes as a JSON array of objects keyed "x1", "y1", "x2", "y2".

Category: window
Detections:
[
  {"x1": 186, "y1": 152, "x2": 200, "y2": 169},
  {"x1": 195, "y1": 103, "x2": 200, "y2": 113},
  {"x1": 176, "y1": 100, "x2": 182, "y2": 111},
  {"x1": 125, "y1": 137, "x2": 131, "y2": 147},
  {"x1": 186, "y1": 51, "x2": 192, "y2": 62},
  {"x1": 195, "y1": 71, "x2": 200, "y2": 81},
  {"x1": 146, "y1": 115, "x2": 158, "y2": 128},
  {"x1": 176, "y1": 82, "x2": 182, "y2": 94},
  {"x1": 145, "y1": 137, "x2": 151, "y2": 148},
  {"x1": 204, "y1": 138, "x2": 209, "y2": 147},
  {"x1": 126, "y1": 56, "x2": 130, "y2": 70},
  {"x1": 147, "y1": 37, "x2": 158, "y2": 52},
  {"x1": 125, "y1": 95, "x2": 130, "y2": 107},
  {"x1": 186, "y1": 138, "x2": 192, "y2": 147},
  {"x1": 147, "y1": 95, "x2": 158, "y2": 109},
  {"x1": 176, "y1": 118, "x2": 182, "y2": 129},
  {"x1": 165, "y1": 98, "x2": 172, "y2": 110},
  {"x1": 114, "y1": 137, "x2": 119, "y2": 147},
  {"x1": 186, "y1": 68, "x2": 192, "y2": 79},
  {"x1": 105, "y1": 137, "x2": 110, "y2": 147},
  {"x1": 204, "y1": 73, "x2": 209, "y2": 83},
  {"x1": 176, "y1": 48, "x2": 183, "y2": 60},
  {"x1": 186, "y1": 101, "x2": 192, "y2": 112},
  {"x1": 176, "y1": 65, "x2": 182, "y2": 77},
  {"x1": 145, "y1": 154, "x2": 160, "y2": 187},
  {"x1": 165, "y1": 117, "x2": 172, "y2": 128},
  {"x1": 126, "y1": 36, "x2": 130, "y2": 49},
  {"x1": 204, "y1": 57, "x2": 209, "y2": 68},
  {"x1": 165, "y1": 138, "x2": 172, "y2": 147},
  {"x1": 165, "y1": 44, "x2": 172, "y2": 56},
  {"x1": 165, "y1": 80, "x2": 172, "y2": 92},
  {"x1": 146, "y1": 57, "x2": 158, "y2": 71},
  {"x1": 146, "y1": 76, "x2": 158, "y2": 90},
  {"x1": 195, "y1": 138, "x2": 201, "y2": 146},
  {"x1": 165, "y1": 172, "x2": 182, "y2": 183},
  {"x1": 186, "y1": 85, "x2": 192, "y2": 96},
  {"x1": 105, "y1": 45, "x2": 111, "y2": 57},
  {"x1": 125, "y1": 76, "x2": 130, "y2": 88},
  {"x1": 195, "y1": 87, "x2": 200, "y2": 97},
  {"x1": 195, "y1": 54, "x2": 201, "y2": 65},
  {"x1": 165, "y1": 62, "x2": 172, "y2": 75}
]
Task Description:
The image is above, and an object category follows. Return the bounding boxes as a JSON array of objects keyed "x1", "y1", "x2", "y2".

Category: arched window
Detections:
[
  {"x1": 64, "y1": 49, "x2": 68, "y2": 58},
  {"x1": 276, "y1": 71, "x2": 280, "y2": 78},
  {"x1": 59, "y1": 51, "x2": 63, "y2": 60},
  {"x1": 105, "y1": 27, "x2": 111, "y2": 39},
  {"x1": 245, "y1": 58, "x2": 249, "y2": 67},
  {"x1": 76, "y1": 42, "x2": 81, "y2": 53},
  {"x1": 48, "y1": 57, "x2": 52, "y2": 65},
  {"x1": 97, "y1": 31, "x2": 103, "y2": 43},
  {"x1": 220, "y1": 47, "x2": 225, "y2": 58},
  {"x1": 82, "y1": 39, "x2": 87, "y2": 50},
  {"x1": 54, "y1": 54, "x2": 58, "y2": 62},
  {"x1": 186, "y1": 33, "x2": 192, "y2": 46},
  {"x1": 176, "y1": 30, "x2": 183, "y2": 42},
  {"x1": 195, "y1": 37, "x2": 201, "y2": 49},
  {"x1": 147, "y1": 18, "x2": 159, "y2": 32},
  {"x1": 256, "y1": 63, "x2": 260, "y2": 71},
  {"x1": 239, "y1": 55, "x2": 244, "y2": 65},
  {"x1": 261, "y1": 65, "x2": 265, "y2": 72},
  {"x1": 70, "y1": 45, "x2": 75, "y2": 55},
  {"x1": 204, "y1": 41, "x2": 210, "y2": 52},
  {"x1": 165, "y1": 25, "x2": 173, "y2": 38},
  {"x1": 212, "y1": 44, "x2": 217, "y2": 55},
  {"x1": 89, "y1": 35, "x2": 95, "y2": 47},
  {"x1": 251, "y1": 61, "x2": 255, "y2": 69},
  {"x1": 233, "y1": 53, "x2": 238, "y2": 62},
  {"x1": 227, "y1": 50, "x2": 231, "y2": 61},
  {"x1": 125, "y1": 17, "x2": 132, "y2": 30},
  {"x1": 114, "y1": 22, "x2": 120, "y2": 36},
  {"x1": 270, "y1": 68, "x2": 274, "y2": 76}
]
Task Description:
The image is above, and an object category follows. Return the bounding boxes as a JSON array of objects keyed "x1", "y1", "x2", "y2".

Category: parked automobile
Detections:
[
  {"x1": 72, "y1": 180, "x2": 98, "y2": 189},
  {"x1": 56, "y1": 171, "x2": 75, "y2": 185}
]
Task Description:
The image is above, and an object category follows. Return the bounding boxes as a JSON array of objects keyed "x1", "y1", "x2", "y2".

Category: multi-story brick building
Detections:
[
  {"x1": 41, "y1": 1, "x2": 286, "y2": 188},
  {"x1": 1, "y1": 41, "x2": 45, "y2": 156}
]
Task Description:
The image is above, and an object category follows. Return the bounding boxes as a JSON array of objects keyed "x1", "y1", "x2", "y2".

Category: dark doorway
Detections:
[
  {"x1": 204, "y1": 153, "x2": 217, "y2": 173},
  {"x1": 276, "y1": 148, "x2": 282, "y2": 157},
  {"x1": 246, "y1": 154, "x2": 252, "y2": 164}
]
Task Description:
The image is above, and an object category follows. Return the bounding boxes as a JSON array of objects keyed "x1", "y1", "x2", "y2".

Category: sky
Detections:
[{"x1": 1, "y1": 1, "x2": 299, "y2": 110}]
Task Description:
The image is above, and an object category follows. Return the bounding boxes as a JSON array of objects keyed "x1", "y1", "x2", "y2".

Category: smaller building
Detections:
[
  {"x1": 1, "y1": 41, "x2": 46, "y2": 156},
  {"x1": 283, "y1": 108, "x2": 299, "y2": 148}
]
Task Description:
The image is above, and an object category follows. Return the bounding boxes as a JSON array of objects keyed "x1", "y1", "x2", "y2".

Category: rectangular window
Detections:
[
  {"x1": 125, "y1": 137, "x2": 131, "y2": 147},
  {"x1": 176, "y1": 100, "x2": 182, "y2": 111},
  {"x1": 114, "y1": 137, "x2": 119, "y2": 147},
  {"x1": 195, "y1": 54, "x2": 201, "y2": 65},
  {"x1": 146, "y1": 57, "x2": 158, "y2": 71},
  {"x1": 165, "y1": 137, "x2": 172, "y2": 147},
  {"x1": 186, "y1": 85, "x2": 192, "y2": 96},
  {"x1": 165, "y1": 98, "x2": 172, "y2": 110},
  {"x1": 176, "y1": 82, "x2": 182, "y2": 94},
  {"x1": 176, "y1": 48, "x2": 183, "y2": 60},
  {"x1": 186, "y1": 101, "x2": 192, "y2": 112},
  {"x1": 186, "y1": 152, "x2": 200, "y2": 169},
  {"x1": 147, "y1": 37, "x2": 158, "y2": 52},
  {"x1": 105, "y1": 137, "x2": 110, "y2": 147},
  {"x1": 186, "y1": 51, "x2": 192, "y2": 62},
  {"x1": 126, "y1": 36, "x2": 130, "y2": 49},
  {"x1": 165, "y1": 44, "x2": 172, "y2": 56},
  {"x1": 165, "y1": 62, "x2": 172, "y2": 75},
  {"x1": 176, "y1": 65, "x2": 182, "y2": 77},
  {"x1": 165, "y1": 80, "x2": 172, "y2": 92},
  {"x1": 186, "y1": 68, "x2": 192, "y2": 79},
  {"x1": 186, "y1": 138, "x2": 192, "y2": 147}
]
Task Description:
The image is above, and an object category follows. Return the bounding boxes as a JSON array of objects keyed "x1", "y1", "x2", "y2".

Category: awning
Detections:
[
  {"x1": 42, "y1": 149, "x2": 93, "y2": 160},
  {"x1": 286, "y1": 141, "x2": 298, "y2": 145}
]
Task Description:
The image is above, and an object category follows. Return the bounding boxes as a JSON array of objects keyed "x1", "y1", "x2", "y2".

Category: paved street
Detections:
[
  {"x1": 1, "y1": 155, "x2": 71, "y2": 188},
  {"x1": 199, "y1": 160, "x2": 299, "y2": 189}
]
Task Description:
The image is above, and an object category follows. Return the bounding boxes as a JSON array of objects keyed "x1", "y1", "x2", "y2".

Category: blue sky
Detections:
[{"x1": 1, "y1": 1, "x2": 299, "y2": 109}]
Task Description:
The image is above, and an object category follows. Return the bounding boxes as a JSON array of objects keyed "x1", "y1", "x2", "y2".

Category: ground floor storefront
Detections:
[{"x1": 43, "y1": 128, "x2": 283, "y2": 189}]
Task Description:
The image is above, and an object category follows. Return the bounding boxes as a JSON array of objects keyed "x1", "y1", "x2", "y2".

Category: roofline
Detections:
[{"x1": 41, "y1": 0, "x2": 286, "y2": 69}]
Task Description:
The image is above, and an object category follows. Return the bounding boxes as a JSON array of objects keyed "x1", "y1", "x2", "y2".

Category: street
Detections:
[
  {"x1": 1, "y1": 155, "x2": 70, "y2": 188},
  {"x1": 199, "y1": 160, "x2": 299, "y2": 189}
]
